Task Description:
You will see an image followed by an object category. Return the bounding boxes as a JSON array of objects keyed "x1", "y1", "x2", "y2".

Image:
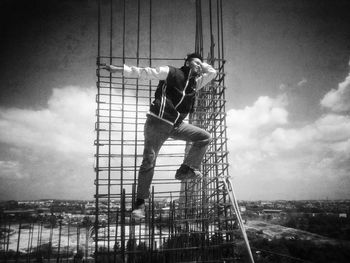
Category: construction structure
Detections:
[{"x1": 94, "y1": 0, "x2": 254, "y2": 262}]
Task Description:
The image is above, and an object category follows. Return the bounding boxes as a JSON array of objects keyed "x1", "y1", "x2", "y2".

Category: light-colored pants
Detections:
[{"x1": 137, "y1": 115, "x2": 211, "y2": 199}]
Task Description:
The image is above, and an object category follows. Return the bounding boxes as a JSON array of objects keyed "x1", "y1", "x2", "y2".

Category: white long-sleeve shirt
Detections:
[{"x1": 123, "y1": 63, "x2": 216, "y2": 90}]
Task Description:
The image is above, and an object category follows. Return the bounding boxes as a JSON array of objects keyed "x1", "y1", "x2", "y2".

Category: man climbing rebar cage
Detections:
[{"x1": 103, "y1": 53, "x2": 217, "y2": 218}]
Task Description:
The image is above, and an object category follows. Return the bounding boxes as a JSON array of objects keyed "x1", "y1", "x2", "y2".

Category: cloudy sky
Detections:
[{"x1": 0, "y1": 0, "x2": 350, "y2": 200}]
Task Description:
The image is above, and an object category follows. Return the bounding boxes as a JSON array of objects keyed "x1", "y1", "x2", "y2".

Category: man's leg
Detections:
[
  {"x1": 133, "y1": 116, "x2": 172, "y2": 217},
  {"x1": 170, "y1": 122, "x2": 211, "y2": 179}
]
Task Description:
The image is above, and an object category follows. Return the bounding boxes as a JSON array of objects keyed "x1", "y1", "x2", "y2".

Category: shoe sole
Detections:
[
  {"x1": 131, "y1": 213, "x2": 145, "y2": 219},
  {"x1": 175, "y1": 175, "x2": 202, "y2": 181}
]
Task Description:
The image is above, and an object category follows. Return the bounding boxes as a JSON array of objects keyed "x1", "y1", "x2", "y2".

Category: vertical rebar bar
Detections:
[
  {"x1": 25, "y1": 222, "x2": 31, "y2": 262},
  {"x1": 216, "y1": 0, "x2": 221, "y2": 71},
  {"x1": 29, "y1": 222, "x2": 35, "y2": 261},
  {"x1": 114, "y1": 206, "x2": 119, "y2": 263},
  {"x1": 77, "y1": 226, "x2": 80, "y2": 258},
  {"x1": 121, "y1": 189, "x2": 126, "y2": 261},
  {"x1": 15, "y1": 219, "x2": 22, "y2": 263},
  {"x1": 150, "y1": 187, "x2": 155, "y2": 262},
  {"x1": 85, "y1": 225, "x2": 89, "y2": 261},
  {"x1": 121, "y1": 0, "x2": 126, "y2": 208},
  {"x1": 56, "y1": 220, "x2": 62, "y2": 263},
  {"x1": 133, "y1": 0, "x2": 141, "y2": 200},
  {"x1": 94, "y1": 0, "x2": 102, "y2": 259},
  {"x1": 66, "y1": 222, "x2": 70, "y2": 262},
  {"x1": 107, "y1": 0, "x2": 114, "y2": 256},
  {"x1": 48, "y1": 223, "x2": 53, "y2": 263},
  {"x1": 35, "y1": 221, "x2": 42, "y2": 260}
]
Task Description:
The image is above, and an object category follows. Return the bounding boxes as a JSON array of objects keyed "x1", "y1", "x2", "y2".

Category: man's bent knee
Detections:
[
  {"x1": 140, "y1": 152, "x2": 156, "y2": 170},
  {"x1": 194, "y1": 133, "x2": 211, "y2": 147}
]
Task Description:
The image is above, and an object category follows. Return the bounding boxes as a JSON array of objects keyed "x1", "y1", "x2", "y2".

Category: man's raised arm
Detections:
[
  {"x1": 103, "y1": 64, "x2": 169, "y2": 81},
  {"x1": 196, "y1": 62, "x2": 217, "y2": 89}
]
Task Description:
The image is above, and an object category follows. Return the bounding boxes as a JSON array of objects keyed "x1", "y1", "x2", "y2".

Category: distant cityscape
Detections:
[
  {"x1": 1, "y1": 198, "x2": 349, "y2": 224},
  {"x1": 1, "y1": 199, "x2": 350, "y2": 262}
]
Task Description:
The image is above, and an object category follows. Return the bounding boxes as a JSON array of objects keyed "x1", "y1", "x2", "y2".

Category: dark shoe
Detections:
[{"x1": 175, "y1": 164, "x2": 202, "y2": 181}]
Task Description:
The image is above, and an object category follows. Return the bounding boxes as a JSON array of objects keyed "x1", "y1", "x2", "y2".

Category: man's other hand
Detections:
[{"x1": 102, "y1": 64, "x2": 122, "y2": 73}]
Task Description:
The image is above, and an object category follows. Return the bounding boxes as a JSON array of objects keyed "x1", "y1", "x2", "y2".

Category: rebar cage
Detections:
[{"x1": 94, "y1": 0, "x2": 240, "y2": 262}]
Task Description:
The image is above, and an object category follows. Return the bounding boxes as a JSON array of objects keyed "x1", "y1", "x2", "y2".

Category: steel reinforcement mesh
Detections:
[{"x1": 94, "y1": 0, "x2": 241, "y2": 262}]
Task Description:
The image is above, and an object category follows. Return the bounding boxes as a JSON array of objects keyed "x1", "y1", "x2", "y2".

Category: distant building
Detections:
[
  {"x1": 37, "y1": 208, "x2": 51, "y2": 215},
  {"x1": 260, "y1": 201, "x2": 273, "y2": 206},
  {"x1": 262, "y1": 209, "x2": 282, "y2": 214},
  {"x1": 339, "y1": 213, "x2": 347, "y2": 218},
  {"x1": 262, "y1": 209, "x2": 283, "y2": 219},
  {"x1": 3, "y1": 209, "x2": 36, "y2": 217}
]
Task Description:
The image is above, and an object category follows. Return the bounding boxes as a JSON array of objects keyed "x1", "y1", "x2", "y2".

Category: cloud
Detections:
[
  {"x1": 227, "y1": 82, "x2": 350, "y2": 200},
  {"x1": 227, "y1": 96, "x2": 288, "y2": 137},
  {"x1": 297, "y1": 78, "x2": 307, "y2": 88},
  {"x1": 0, "y1": 86, "x2": 96, "y2": 200},
  {"x1": 0, "y1": 86, "x2": 96, "y2": 155},
  {"x1": 279, "y1": 78, "x2": 308, "y2": 92},
  {"x1": 0, "y1": 85, "x2": 185, "y2": 200},
  {"x1": 0, "y1": 160, "x2": 28, "y2": 179},
  {"x1": 227, "y1": 95, "x2": 288, "y2": 169},
  {"x1": 320, "y1": 72, "x2": 350, "y2": 113}
]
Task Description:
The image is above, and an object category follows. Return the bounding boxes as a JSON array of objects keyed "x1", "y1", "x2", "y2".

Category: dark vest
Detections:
[{"x1": 149, "y1": 66, "x2": 197, "y2": 125}]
